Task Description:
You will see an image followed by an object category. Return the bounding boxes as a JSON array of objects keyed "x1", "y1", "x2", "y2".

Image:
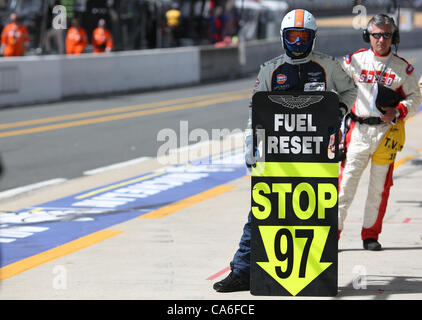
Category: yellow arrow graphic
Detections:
[{"x1": 256, "y1": 226, "x2": 332, "y2": 296}]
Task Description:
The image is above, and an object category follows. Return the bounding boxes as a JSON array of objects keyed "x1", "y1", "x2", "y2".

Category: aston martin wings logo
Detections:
[{"x1": 268, "y1": 95, "x2": 324, "y2": 109}]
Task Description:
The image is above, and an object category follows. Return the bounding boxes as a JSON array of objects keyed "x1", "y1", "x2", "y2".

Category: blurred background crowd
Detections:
[{"x1": 0, "y1": 0, "x2": 421, "y2": 56}]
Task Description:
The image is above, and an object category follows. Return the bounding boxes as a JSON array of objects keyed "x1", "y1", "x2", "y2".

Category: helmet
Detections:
[{"x1": 280, "y1": 9, "x2": 317, "y2": 59}]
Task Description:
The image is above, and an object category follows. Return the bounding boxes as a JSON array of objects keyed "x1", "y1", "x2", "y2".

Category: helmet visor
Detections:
[{"x1": 284, "y1": 28, "x2": 313, "y2": 44}]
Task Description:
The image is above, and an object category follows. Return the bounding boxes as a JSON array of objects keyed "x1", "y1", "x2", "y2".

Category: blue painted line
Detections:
[{"x1": 0, "y1": 149, "x2": 247, "y2": 268}]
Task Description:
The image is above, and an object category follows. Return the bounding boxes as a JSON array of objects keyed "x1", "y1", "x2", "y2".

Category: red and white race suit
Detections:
[{"x1": 339, "y1": 48, "x2": 421, "y2": 240}]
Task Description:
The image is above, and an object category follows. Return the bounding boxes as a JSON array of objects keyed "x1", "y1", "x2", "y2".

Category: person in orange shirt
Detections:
[
  {"x1": 1, "y1": 13, "x2": 29, "y2": 57},
  {"x1": 92, "y1": 19, "x2": 113, "y2": 53},
  {"x1": 65, "y1": 19, "x2": 88, "y2": 55}
]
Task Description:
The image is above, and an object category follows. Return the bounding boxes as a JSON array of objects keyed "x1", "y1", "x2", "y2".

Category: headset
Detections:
[{"x1": 362, "y1": 14, "x2": 400, "y2": 45}]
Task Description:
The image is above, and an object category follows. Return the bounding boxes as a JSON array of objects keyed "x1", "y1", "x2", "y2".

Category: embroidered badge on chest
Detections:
[{"x1": 277, "y1": 74, "x2": 288, "y2": 84}]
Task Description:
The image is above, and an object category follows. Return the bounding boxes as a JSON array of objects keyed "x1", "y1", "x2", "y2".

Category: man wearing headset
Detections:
[
  {"x1": 213, "y1": 9, "x2": 357, "y2": 293},
  {"x1": 339, "y1": 14, "x2": 421, "y2": 251}
]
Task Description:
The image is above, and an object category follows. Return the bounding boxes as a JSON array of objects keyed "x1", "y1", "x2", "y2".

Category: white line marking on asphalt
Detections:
[
  {"x1": 0, "y1": 178, "x2": 67, "y2": 200},
  {"x1": 83, "y1": 157, "x2": 152, "y2": 175}
]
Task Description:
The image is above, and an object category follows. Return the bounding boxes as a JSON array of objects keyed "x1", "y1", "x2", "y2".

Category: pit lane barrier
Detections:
[{"x1": 1, "y1": 28, "x2": 422, "y2": 108}]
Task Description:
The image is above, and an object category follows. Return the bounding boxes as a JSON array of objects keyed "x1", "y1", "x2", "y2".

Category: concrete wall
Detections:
[
  {"x1": 0, "y1": 47, "x2": 201, "y2": 107},
  {"x1": 1, "y1": 28, "x2": 422, "y2": 108},
  {"x1": 240, "y1": 38, "x2": 282, "y2": 74},
  {"x1": 199, "y1": 45, "x2": 240, "y2": 82},
  {"x1": 0, "y1": 56, "x2": 62, "y2": 106},
  {"x1": 61, "y1": 47, "x2": 200, "y2": 98}
]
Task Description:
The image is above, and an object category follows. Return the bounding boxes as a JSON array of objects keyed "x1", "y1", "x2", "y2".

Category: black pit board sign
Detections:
[{"x1": 250, "y1": 91, "x2": 339, "y2": 296}]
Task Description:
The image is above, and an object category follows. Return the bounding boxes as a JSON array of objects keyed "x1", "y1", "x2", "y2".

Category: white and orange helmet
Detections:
[{"x1": 280, "y1": 9, "x2": 317, "y2": 59}]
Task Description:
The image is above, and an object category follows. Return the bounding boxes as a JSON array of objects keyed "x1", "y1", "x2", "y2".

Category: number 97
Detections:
[{"x1": 274, "y1": 228, "x2": 314, "y2": 279}]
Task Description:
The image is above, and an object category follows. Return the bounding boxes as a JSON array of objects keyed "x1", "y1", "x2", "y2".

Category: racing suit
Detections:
[
  {"x1": 232, "y1": 51, "x2": 357, "y2": 281},
  {"x1": 339, "y1": 48, "x2": 421, "y2": 240},
  {"x1": 246, "y1": 50, "x2": 357, "y2": 138}
]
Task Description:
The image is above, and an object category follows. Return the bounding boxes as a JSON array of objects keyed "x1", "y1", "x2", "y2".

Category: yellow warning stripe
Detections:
[
  {"x1": 0, "y1": 89, "x2": 251, "y2": 131},
  {"x1": 0, "y1": 94, "x2": 250, "y2": 139},
  {"x1": 394, "y1": 147, "x2": 422, "y2": 169},
  {"x1": 394, "y1": 155, "x2": 415, "y2": 169},
  {"x1": 140, "y1": 185, "x2": 235, "y2": 219},
  {"x1": 252, "y1": 162, "x2": 339, "y2": 178},
  {"x1": 0, "y1": 230, "x2": 123, "y2": 281},
  {"x1": 0, "y1": 185, "x2": 238, "y2": 279}
]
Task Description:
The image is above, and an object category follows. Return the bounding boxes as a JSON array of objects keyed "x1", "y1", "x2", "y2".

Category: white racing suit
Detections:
[{"x1": 339, "y1": 48, "x2": 421, "y2": 240}]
